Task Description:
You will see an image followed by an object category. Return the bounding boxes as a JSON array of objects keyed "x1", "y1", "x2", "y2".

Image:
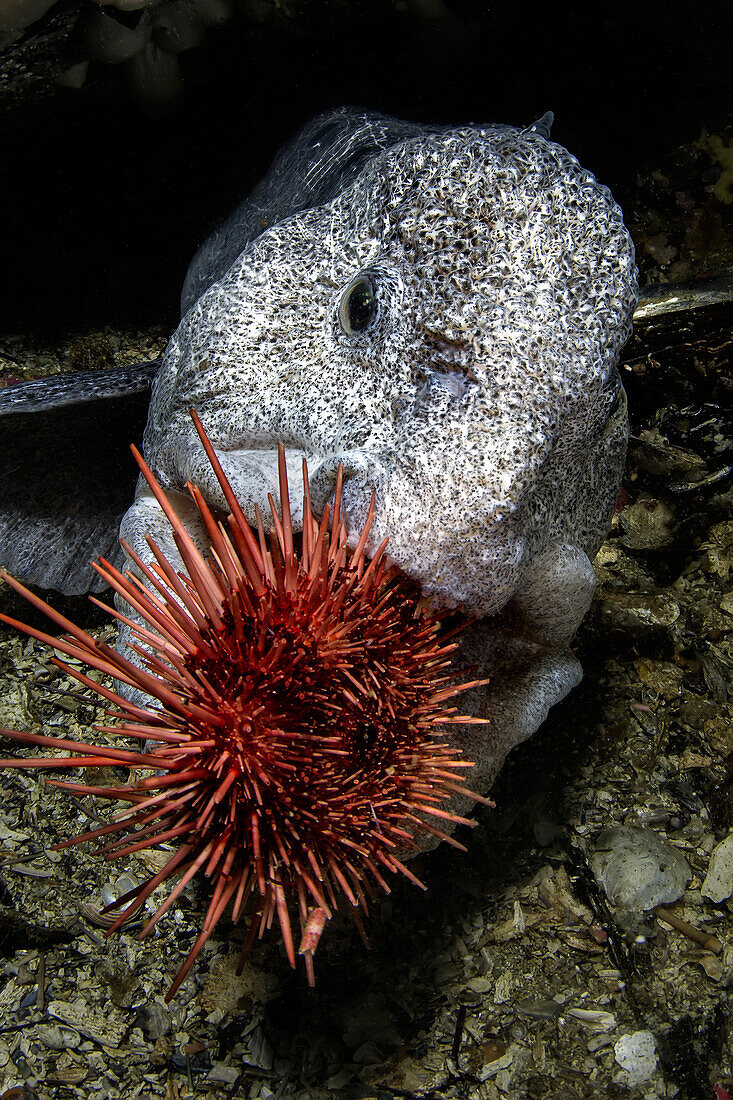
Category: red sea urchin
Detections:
[{"x1": 0, "y1": 411, "x2": 490, "y2": 999}]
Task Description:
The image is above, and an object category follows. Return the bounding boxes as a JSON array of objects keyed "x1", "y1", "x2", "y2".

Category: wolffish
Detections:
[{"x1": 0, "y1": 107, "x2": 637, "y2": 817}]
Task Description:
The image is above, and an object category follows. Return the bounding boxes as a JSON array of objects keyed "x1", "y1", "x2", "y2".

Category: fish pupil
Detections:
[{"x1": 342, "y1": 276, "x2": 377, "y2": 333}]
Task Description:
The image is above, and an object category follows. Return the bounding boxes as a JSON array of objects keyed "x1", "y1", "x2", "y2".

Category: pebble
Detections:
[
  {"x1": 136, "y1": 1001, "x2": 171, "y2": 1041},
  {"x1": 567, "y1": 1008, "x2": 617, "y2": 1032},
  {"x1": 590, "y1": 826, "x2": 691, "y2": 927},
  {"x1": 617, "y1": 497, "x2": 675, "y2": 549},
  {"x1": 701, "y1": 831, "x2": 733, "y2": 903},
  {"x1": 614, "y1": 1030, "x2": 658, "y2": 1087},
  {"x1": 515, "y1": 999, "x2": 562, "y2": 1020},
  {"x1": 35, "y1": 1025, "x2": 80, "y2": 1051},
  {"x1": 629, "y1": 435, "x2": 706, "y2": 478},
  {"x1": 206, "y1": 1062, "x2": 240, "y2": 1086},
  {"x1": 598, "y1": 592, "x2": 680, "y2": 633}
]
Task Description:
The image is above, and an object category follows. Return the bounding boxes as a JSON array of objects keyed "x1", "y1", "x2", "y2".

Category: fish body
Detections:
[{"x1": 121, "y1": 107, "x2": 637, "y2": 804}]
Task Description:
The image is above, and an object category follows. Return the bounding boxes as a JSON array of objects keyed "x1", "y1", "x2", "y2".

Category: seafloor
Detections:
[{"x1": 0, "y1": 134, "x2": 732, "y2": 1100}]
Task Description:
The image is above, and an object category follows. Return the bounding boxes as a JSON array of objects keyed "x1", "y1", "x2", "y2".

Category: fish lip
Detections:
[
  {"x1": 169, "y1": 438, "x2": 529, "y2": 622},
  {"x1": 152, "y1": 442, "x2": 590, "y2": 648}
]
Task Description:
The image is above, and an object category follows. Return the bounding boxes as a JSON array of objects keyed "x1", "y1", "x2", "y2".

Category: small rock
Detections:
[
  {"x1": 614, "y1": 1030, "x2": 658, "y2": 1088},
  {"x1": 35, "y1": 1024, "x2": 80, "y2": 1050},
  {"x1": 206, "y1": 1062, "x2": 240, "y2": 1086},
  {"x1": 54, "y1": 61, "x2": 89, "y2": 89},
  {"x1": 466, "y1": 977, "x2": 494, "y2": 994},
  {"x1": 136, "y1": 1001, "x2": 171, "y2": 1041},
  {"x1": 242, "y1": 1024, "x2": 274, "y2": 1072},
  {"x1": 45, "y1": 1050, "x2": 89, "y2": 1085},
  {"x1": 85, "y1": 8, "x2": 149, "y2": 64},
  {"x1": 697, "y1": 954, "x2": 724, "y2": 982},
  {"x1": 593, "y1": 543, "x2": 656, "y2": 589},
  {"x1": 568, "y1": 1008, "x2": 617, "y2": 1032},
  {"x1": 152, "y1": 1, "x2": 206, "y2": 53},
  {"x1": 629, "y1": 434, "x2": 706, "y2": 478},
  {"x1": 703, "y1": 713, "x2": 733, "y2": 758},
  {"x1": 618, "y1": 497, "x2": 675, "y2": 549},
  {"x1": 516, "y1": 999, "x2": 563, "y2": 1020},
  {"x1": 702, "y1": 831, "x2": 733, "y2": 903},
  {"x1": 149, "y1": 1036, "x2": 173, "y2": 1066},
  {"x1": 493, "y1": 973, "x2": 516, "y2": 1004},
  {"x1": 533, "y1": 816, "x2": 563, "y2": 846},
  {"x1": 325, "y1": 1068, "x2": 354, "y2": 1090},
  {"x1": 47, "y1": 1000, "x2": 127, "y2": 1048},
  {"x1": 479, "y1": 1046, "x2": 514, "y2": 1081},
  {"x1": 591, "y1": 826, "x2": 691, "y2": 927},
  {"x1": 598, "y1": 592, "x2": 680, "y2": 633}
]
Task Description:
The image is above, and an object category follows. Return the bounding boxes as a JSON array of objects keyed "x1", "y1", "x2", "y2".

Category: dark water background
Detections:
[{"x1": 0, "y1": 0, "x2": 731, "y2": 332}]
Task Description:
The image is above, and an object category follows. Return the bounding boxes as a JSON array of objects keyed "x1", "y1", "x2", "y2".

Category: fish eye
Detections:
[{"x1": 339, "y1": 275, "x2": 377, "y2": 335}]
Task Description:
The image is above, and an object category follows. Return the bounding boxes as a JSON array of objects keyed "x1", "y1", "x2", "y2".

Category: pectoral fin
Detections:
[{"x1": 0, "y1": 362, "x2": 159, "y2": 595}]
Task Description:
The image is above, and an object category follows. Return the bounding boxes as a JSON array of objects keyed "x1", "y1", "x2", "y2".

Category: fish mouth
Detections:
[
  {"x1": 167, "y1": 436, "x2": 597, "y2": 652},
  {"x1": 172, "y1": 438, "x2": 521, "y2": 620}
]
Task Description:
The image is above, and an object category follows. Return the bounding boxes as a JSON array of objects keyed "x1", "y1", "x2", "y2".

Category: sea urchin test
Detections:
[{"x1": 1, "y1": 413, "x2": 492, "y2": 997}]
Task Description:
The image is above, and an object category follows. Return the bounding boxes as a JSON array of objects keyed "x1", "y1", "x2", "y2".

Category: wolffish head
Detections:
[{"x1": 134, "y1": 111, "x2": 637, "y2": 620}]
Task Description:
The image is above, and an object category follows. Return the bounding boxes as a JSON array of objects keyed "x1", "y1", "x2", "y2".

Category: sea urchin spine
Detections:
[{"x1": 0, "y1": 410, "x2": 490, "y2": 998}]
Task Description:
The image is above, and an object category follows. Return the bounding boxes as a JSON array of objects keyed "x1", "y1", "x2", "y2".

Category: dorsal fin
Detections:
[
  {"x1": 523, "y1": 111, "x2": 554, "y2": 139},
  {"x1": 180, "y1": 108, "x2": 433, "y2": 314}
]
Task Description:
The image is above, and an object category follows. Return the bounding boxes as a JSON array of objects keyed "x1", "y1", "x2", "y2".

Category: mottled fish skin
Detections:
[{"x1": 119, "y1": 107, "x2": 637, "y2": 825}]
